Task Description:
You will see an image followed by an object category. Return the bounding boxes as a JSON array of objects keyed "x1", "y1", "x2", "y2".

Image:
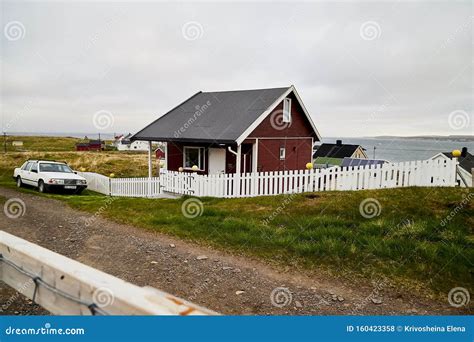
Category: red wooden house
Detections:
[
  {"x1": 131, "y1": 86, "x2": 321, "y2": 175},
  {"x1": 75, "y1": 140, "x2": 104, "y2": 151}
]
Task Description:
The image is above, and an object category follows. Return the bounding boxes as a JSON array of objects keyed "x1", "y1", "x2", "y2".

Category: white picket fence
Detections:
[{"x1": 78, "y1": 158, "x2": 458, "y2": 198}]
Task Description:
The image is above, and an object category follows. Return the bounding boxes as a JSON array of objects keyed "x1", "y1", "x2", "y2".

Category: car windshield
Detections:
[{"x1": 39, "y1": 163, "x2": 73, "y2": 173}]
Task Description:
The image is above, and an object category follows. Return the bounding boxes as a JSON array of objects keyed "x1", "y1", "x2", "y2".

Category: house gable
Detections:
[
  {"x1": 235, "y1": 86, "x2": 321, "y2": 145},
  {"x1": 352, "y1": 146, "x2": 368, "y2": 159},
  {"x1": 247, "y1": 92, "x2": 317, "y2": 139}
]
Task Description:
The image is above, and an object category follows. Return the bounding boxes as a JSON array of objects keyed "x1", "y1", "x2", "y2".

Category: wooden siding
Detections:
[
  {"x1": 256, "y1": 138, "x2": 312, "y2": 172},
  {"x1": 247, "y1": 93, "x2": 317, "y2": 139},
  {"x1": 245, "y1": 93, "x2": 316, "y2": 172}
]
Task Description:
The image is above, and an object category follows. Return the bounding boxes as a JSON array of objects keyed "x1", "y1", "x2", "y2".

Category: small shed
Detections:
[
  {"x1": 155, "y1": 148, "x2": 165, "y2": 159},
  {"x1": 75, "y1": 140, "x2": 104, "y2": 151}
]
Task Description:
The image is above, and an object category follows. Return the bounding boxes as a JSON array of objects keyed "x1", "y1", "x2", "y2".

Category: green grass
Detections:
[
  {"x1": 2, "y1": 135, "x2": 84, "y2": 152},
  {"x1": 4, "y1": 172, "x2": 469, "y2": 296},
  {"x1": 0, "y1": 136, "x2": 151, "y2": 178},
  {"x1": 0, "y1": 138, "x2": 472, "y2": 296}
]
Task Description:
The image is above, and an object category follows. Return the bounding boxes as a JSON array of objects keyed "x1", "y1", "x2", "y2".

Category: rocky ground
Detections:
[{"x1": 0, "y1": 187, "x2": 469, "y2": 316}]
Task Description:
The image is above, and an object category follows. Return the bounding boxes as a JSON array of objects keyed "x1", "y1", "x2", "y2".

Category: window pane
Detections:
[
  {"x1": 280, "y1": 147, "x2": 285, "y2": 159},
  {"x1": 283, "y1": 98, "x2": 291, "y2": 123},
  {"x1": 185, "y1": 148, "x2": 200, "y2": 168}
]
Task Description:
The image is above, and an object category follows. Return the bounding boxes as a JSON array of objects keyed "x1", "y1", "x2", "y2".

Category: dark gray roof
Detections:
[
  {"x1": 313, "y1": 143, "x2": 362, "y2": 158},
  {"x1": 131, "y1": 87, "x2": 290, "y2": 143}
]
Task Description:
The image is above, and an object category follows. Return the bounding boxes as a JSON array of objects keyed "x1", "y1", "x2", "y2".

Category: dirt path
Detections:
[{"x1": 0, "y1": 187, "x2": 466, "y2": 315}]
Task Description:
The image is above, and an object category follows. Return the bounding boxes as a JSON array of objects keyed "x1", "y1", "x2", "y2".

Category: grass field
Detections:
[
  {"x1": 1, "y1": 135, "x2": 472, "y2": 298},
  {"x1": 0, "y1": 136, "x2": 152, "y2": 178},
  {"x1": 2, "y1": 135, "x2": 82, "y2": 152}
]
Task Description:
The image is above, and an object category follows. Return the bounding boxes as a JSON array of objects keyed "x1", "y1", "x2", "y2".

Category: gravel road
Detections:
[{"x1": 0, "y1": 187, "x2": 467, "y2": 315}]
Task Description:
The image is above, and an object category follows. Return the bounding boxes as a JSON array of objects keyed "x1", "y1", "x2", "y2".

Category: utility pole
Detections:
[
  {"x1": 373, "y1": 146, "x2": 376, "y2": 159},
  {"x1": 3, "y1": 132, "x2": 6, "y2": 153}
]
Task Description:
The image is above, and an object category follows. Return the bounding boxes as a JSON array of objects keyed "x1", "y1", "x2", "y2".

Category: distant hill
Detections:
[{"x1": 373, "y1": 135, "x2": 474, "y2": 142}]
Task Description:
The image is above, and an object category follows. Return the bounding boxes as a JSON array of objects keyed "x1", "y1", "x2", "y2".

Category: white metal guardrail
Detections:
[{"x1": 0, "y1": 231, "x2": 216, "y2": 315}]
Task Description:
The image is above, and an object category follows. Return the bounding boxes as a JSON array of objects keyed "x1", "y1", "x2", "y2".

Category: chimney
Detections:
[
  {"x1": 336, "y1": 140, "x2": 342, "y2": 146},
  {"x1": 461, "y1": 147, "x2": 467, "y2": 157}
]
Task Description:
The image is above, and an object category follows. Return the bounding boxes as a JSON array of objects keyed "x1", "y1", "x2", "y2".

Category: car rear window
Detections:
[{"x1": 39, "y1": 163, "x2": 73, "y2": 173}]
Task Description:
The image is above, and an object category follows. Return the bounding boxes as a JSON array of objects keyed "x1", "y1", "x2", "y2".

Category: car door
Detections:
[
  {"x1": 20, "y1": 162, "x2": 33, "y2": 185},
  {"x1": 28, "y1": 162, "x2": 40, "y2": 187}
]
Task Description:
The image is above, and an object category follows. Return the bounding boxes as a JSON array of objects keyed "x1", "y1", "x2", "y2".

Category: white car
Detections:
[{"x1": 13, "y1": 160, "x2": 87, "y2": 194}]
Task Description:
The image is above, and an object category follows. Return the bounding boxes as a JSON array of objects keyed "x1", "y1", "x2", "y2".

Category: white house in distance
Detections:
[
  {"x1": 114, "y1": 134, "x2": 150, "y2": 151},
  {"x1": 430, "y1": 147, "x2": 473, "y2": 187}
]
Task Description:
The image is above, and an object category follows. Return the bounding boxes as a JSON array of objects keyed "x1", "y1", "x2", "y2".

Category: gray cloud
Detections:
[{"x1": 1, "y1": 0, "x2": 472, "y2": 137}]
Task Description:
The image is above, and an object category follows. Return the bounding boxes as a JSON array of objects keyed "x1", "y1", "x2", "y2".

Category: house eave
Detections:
[{"x1": 130, "y1": 136, "x2": 236, "y2": 145}]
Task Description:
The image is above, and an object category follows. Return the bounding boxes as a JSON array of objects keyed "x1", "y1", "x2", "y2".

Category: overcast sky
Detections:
[{"x1": 1, "y1": 0, "x2": 472, "y2": 137}]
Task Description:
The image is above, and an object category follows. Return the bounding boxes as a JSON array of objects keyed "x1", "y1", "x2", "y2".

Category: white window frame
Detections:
[
  {"x1": 279, "y1": 147, "x2": 286, "y2": 160},
  {"x1": 183, "y1": 146, "x2": 205, "y2": 170},
  {"x1": 283, "y1": 97, "x2": 291, "y2": 123}
]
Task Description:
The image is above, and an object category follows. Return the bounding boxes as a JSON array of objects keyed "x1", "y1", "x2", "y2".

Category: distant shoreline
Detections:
[
  {"x1": 4, "y1": 132, "x2": 473, "y2": 142},
  {"x1": 372, "y1": 135, "x2": 474, "y2": 142}
]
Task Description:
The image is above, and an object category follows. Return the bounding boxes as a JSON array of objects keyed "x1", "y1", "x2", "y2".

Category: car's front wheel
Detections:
[
  {"x1": 38, "y1": 180, "x2": 47, "y2": 193},
  {"x1": 16, "y1": 176, "x2": 22, "y2": 188}
]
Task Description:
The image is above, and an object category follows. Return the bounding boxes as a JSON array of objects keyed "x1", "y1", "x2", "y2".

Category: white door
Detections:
[{"x1": 208, "y1": 148, "x2": 226, "y2": 174}]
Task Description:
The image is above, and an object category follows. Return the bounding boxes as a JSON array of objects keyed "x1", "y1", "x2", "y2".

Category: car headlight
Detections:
[
  {"x1": 49, "y1": 179, "x2": 65, "y2": 184},
  {"x1": 79, "y1": 179, "x2": 87, "y2": 185}
]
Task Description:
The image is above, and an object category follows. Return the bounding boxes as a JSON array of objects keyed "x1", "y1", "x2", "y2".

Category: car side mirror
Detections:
[{"x1": 74, "y1": 171, "x2": 77, "y2": 174}]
